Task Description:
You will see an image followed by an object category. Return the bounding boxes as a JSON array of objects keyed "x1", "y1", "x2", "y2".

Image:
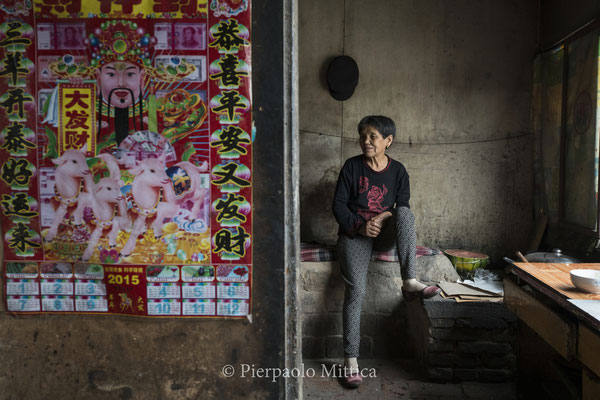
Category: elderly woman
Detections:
[{"x1": 332, "y1": 115, "x2": 440, "y2": 388}]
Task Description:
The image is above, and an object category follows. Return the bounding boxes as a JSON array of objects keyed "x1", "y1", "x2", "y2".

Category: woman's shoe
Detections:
[
  {"x1": 402, "y1": 285, "x2": 441, "y2": 301},
  {"x1": 339, "y1": 372, "x2": 362, "y2": 389}
]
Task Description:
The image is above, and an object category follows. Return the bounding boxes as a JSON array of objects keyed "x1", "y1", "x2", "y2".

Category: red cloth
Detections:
[{"x1": 300, "y1": 243, "x2": 440, "y2": 262}]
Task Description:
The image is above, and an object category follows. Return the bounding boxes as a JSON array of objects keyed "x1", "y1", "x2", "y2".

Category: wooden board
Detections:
[
  {"x1": 504, "y1": 279, "x2": 576, "y2": 359},
  {"x1": 513, "y1": 263, "x2": 600, "y2": 300},
  {"x1": 527, "y1": 213, "x2": 548, "y2": 252},
  {"x1": 583, "y1": 369, "x2": 600, "y2": 400},
  {"x1": 579, "y1": 324, "x2": 600, "y2": 377}
]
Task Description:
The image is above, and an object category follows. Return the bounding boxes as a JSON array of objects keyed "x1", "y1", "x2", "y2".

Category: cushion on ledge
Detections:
[{"x1": 300, "y1": 242, "x2": 441, "y2": 263}]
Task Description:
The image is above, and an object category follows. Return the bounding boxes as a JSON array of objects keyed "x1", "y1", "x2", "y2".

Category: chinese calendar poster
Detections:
[{"x1": 0, "y1": 0, "x2": 253, "y2": 318}]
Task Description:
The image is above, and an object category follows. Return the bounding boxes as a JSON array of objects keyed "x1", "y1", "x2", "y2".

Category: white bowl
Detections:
[{"x1": 570, "y1": 269, "x2": 600, "y2": 293}]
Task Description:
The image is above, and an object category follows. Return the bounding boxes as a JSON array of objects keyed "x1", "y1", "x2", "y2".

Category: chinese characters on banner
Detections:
[{"x1": 0, "y1": 0, "x2": 252, "y2": 318}]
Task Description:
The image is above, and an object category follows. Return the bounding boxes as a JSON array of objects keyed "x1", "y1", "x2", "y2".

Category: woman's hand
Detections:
[
  {"x1": 358, "y1": 211, "x2": 392, "y2": 238},
  {"x1": 359, "y1": 218, "x2": 382, "y2": 238}
]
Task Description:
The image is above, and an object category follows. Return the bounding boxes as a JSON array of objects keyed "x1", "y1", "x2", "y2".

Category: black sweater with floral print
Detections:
[{"x1": 332, "y1": 155, "x2": 410, "y2": 237}]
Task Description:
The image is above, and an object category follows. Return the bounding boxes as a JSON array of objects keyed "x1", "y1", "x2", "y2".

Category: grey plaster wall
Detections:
[{"x1": 300, "y1": 0, "x2": 538, "y2": 261}]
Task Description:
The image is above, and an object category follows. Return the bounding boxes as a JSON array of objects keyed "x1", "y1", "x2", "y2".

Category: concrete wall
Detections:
[
  {"x1": 0, "y1": 2, "x2": 296, "y2": 399},
  {"x1": 299, "y1": 0, "x2": 539, "y2": 261}
]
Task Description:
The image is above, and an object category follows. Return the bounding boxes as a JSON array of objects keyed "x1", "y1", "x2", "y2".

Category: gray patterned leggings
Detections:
[{"x1": 337, "y1": 206, "x2": 416, "y2": 357}]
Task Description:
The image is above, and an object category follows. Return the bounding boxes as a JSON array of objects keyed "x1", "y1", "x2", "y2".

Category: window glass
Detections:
[{"x1": 563, "y1": 33, "x2": 599, "y2": 230}]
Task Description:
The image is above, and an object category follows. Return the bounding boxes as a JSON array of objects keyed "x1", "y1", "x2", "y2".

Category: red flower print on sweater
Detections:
[
  {"x1": 367, "y1": 184, "x2": 388, "y2": 212},
  {"x1": 359, "y1": 176, "x2": 369, "y2": 193}
]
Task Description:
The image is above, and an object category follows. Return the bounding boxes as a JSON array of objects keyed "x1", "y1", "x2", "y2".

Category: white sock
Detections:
[
  {"x1": 403, "y1": 278, "x2": 427, "y2": 292},
  {"x1": 344, "y1": 357, "x2": 358, "y2": 374}
]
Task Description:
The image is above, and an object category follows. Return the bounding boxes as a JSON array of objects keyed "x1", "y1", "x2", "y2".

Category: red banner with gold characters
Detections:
[{"x1": 0, "y1": 0, "x2": 252, "y2": 319}]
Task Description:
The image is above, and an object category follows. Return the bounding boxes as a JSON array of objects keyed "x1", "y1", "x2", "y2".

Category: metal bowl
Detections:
[
  {"x1": 525, "y1": 248, "x2": 580, "y2": 263},
  {"x1": 570, "y1": 269, "x2": 600, "y2": 293}
]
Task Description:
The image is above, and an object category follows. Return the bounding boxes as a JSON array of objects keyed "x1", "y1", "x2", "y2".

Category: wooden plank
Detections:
[
  {"x1": 527, "y1": 213, "x2": 548, "y2": 253},
  {"x1": 504, "y1": 279, "x2": 576, "y2": 359},
  {"x1": 579, "y1": 324, "x2": 600, "y2": 377},
  {"x1": 513, "y1": 263, "x2": 600, "y2": 300},
  {"x1": 512, "y1": 269, "x2": 600, "y2": 332},
  {"x1": 582, "y1": 369, "x2": 600, "y2": 400}
]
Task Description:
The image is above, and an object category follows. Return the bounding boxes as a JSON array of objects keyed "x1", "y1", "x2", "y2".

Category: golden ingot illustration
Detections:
[
  {"x1": 116, "y1": 231, "x2": 130, "y2": 246},
  {"x1": 200, "y1": 238, "x2": 210, "y2": 250},
  {"x1": 141, "y1": 230, "x2": 160, "y2": 244},
  {"x1": 162, "y1": 222, "x2": 178, "y2": 234}
]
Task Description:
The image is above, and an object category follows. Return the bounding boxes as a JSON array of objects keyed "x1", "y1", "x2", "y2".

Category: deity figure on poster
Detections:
[{"x1": 41, "y1": 20, "x2": 211, "y2": 265}]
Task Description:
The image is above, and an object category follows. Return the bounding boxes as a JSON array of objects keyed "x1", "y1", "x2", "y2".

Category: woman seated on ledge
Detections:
[{"x1": 332, "y1": 115, "x2": 440, "y2": 389}]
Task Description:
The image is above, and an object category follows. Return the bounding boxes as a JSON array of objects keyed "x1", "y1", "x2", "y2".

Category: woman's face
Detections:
[{"x1": 359, "y1": 125, "x2": 392, "y2": 158}]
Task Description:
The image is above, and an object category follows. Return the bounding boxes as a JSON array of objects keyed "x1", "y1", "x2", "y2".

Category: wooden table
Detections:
[{"x1": 505, "y1": 263, "x2": 600, "y2": 400}]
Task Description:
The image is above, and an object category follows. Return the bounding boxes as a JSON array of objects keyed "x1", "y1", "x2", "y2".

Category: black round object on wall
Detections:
[{"x1": 326, "y1": 55, "x2": 359, "y2": 101}]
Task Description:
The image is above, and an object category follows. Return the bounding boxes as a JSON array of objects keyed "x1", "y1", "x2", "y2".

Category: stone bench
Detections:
[
  {"x1": 301, "y1": 254, "x2": 460, "y2": 358},
  {"x1": 301, "y1": 252, "x2": 518, "y2": 382}
]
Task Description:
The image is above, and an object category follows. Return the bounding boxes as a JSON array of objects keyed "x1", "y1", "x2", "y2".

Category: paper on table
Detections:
[
  {"x1": 459, "y1": 295, "x2": 502, "y2": 301},
  {"x1": 567, "y1": 299, "x2": 600, "y2": 322},
  {"x1": 438, "y1": 282, "x2": 500, "y2": 297},
  {"x1": 462, "y1": 279, "x2": 504, "y2": 296},
  {"x1": 455, "y1": 296, "x2": 503, "y2": 303}
]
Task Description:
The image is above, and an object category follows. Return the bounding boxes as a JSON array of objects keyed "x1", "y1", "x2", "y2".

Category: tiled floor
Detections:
[{"x1": 303, "y1": 359, "x2": 517, "y2": 400}]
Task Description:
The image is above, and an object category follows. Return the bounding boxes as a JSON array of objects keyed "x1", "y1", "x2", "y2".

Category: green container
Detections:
[{"x1": 443, "y1": 249, "x2": 489, "y2": 278}]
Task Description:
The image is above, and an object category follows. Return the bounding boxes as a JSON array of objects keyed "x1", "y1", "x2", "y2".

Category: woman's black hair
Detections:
[{"x1": 357, "y1": 115, "x2": 396, "y2": 139}]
